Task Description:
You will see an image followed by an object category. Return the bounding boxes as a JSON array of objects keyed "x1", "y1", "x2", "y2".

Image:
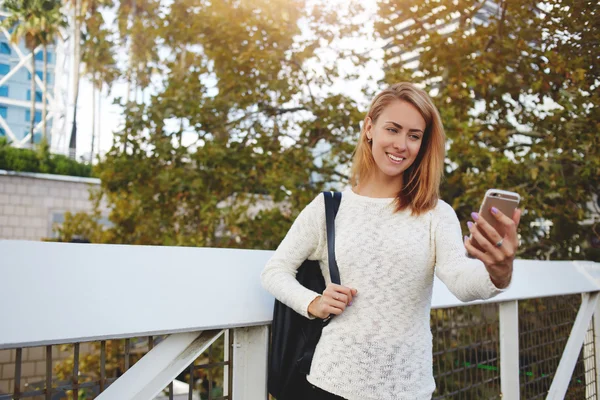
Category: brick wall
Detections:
[
  {"x1": 0, "y1": 170, "x2": 103, "y2": 240},
  {"x1": 0, "y1": 344, "x2": 94, "y2": 395}
]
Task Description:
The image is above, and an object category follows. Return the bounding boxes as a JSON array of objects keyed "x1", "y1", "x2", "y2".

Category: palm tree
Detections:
[
  {"x1": 39, "y1": 0, "x2": 67, "y2": 142},
  {"x1": 81, "y1": 7, "x2": 118, "y2": 162},
  {"x1": 68, "y1": 0, "x2": 82, "y2": 158},
  {"x1": 1, "y1": 0, "x2": 44, "y2": 146},
  {"x1": 67, "y1": 0, "x2": 113, "y2": 159}
]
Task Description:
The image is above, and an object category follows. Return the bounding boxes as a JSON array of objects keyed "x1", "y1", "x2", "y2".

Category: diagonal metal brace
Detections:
[
  {"x1": 97, "y1": 329, "x2": 223, "y2": 400},
  {"x1": 547, "y1": 291, "x2": 600, "y2": 400}
]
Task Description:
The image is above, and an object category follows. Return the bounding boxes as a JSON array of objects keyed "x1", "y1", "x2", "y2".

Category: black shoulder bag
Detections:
[{"x1": 268, "y1": 191, "x2": 342, "y2": 400}]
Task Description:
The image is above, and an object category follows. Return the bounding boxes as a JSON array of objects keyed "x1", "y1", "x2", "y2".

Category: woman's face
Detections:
[{"x1": 365, "y1": 100, "x2": 426, "y2": 180}]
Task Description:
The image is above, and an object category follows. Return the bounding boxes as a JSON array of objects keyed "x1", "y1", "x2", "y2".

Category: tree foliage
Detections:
[
  {"x1": 0, "y1": 137, "x2": 93, "y2": 176},
  {"x1": 376, "y1": 0, "x2": 599, "y2": 260},
  {"x1": 58, "y1": 0, "x2": 599, "y2": 262},
  {"x1": 59, "y1": 0, "x2": 367, "y2": 249}
]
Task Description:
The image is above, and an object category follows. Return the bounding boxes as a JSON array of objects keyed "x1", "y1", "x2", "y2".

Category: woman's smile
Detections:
[{"x1": 386, "y1": 153, "x2": 405, "y2": 164}]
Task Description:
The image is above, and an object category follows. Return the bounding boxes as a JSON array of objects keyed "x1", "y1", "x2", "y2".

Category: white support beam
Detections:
[
  {"x1": 18, "y1": 111, "x2": 56, "y2": 146},
  {"x1": 500, "y1": 300, "x2": 520, "y2": 399},
  {"x1": 224, "y1": 329, "x2": 231, "y2": 397},
  {"x1": 547, "y1": 291, "x2": 600, "y2": 400},
  {"x1": 0, "y1": 115, "x2": 17, "y2": 143},
  {"x1": 232, "y1": 326, "x2": 269, "y2": 400},
  {"x1": 96, "y1": 330, "x2": 223, "y2": 400},
  {"x1": 1, "y1": 27, "x2": 56, "y2": 104},
  {"x1": 0, "y1": 43, "x2": 32, "y2": 87},
  {"x1": 0, "y1": 97, "x2": 45, "y2": 110}
]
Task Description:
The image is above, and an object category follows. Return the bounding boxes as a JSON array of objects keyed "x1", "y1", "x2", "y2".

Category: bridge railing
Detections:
[{"x1": 1, "y1": 240, "x2": 599, "y2": 399}]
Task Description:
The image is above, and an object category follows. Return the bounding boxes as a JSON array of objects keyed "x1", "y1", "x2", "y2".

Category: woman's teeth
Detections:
[{"x1": 387, "y1": 153, "x2": 404, "y2": 163}]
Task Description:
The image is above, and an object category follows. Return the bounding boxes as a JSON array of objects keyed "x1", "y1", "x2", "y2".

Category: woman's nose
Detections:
[{"x1": 393, "y1": 134, "x2": 407, "y2": 151}]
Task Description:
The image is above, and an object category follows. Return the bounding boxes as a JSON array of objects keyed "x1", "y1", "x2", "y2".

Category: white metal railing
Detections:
[{"x1": 1, "y1": 240, "x2": 599, "y2": 399}]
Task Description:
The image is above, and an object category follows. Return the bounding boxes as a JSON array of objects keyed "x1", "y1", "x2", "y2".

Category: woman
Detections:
[{"x1": 261, "y1": 82, "x2": 521, "y2": 400}]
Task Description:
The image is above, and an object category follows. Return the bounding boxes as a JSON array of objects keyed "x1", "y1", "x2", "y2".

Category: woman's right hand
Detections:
[{"x1": 308, "y1": 283, "x2": 358, "y2": 319}]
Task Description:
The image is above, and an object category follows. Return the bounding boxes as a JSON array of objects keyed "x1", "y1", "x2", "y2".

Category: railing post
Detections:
[
  {"x1": 224, "y1": 329, "x2": 231, "y2": 398},
  {"x1": 499, "y1": 300, "x2": 520, "y2": 399},
  {"x1": 232, "y1": 325, "x2": 269, "y2": 400}
]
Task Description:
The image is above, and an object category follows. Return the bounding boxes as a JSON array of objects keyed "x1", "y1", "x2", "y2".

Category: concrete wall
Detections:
[{"x1": 0, "y1": 169, "x2": 102, "y2": 241}]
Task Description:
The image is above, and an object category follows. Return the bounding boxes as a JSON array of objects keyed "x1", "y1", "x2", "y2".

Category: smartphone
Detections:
[{"x1": 466, "y1": 189, "x2": 521, "y2": 258}]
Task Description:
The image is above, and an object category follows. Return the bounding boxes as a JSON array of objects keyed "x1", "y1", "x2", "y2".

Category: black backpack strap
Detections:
[
  {"x1": 333, "y1": 191, "x2": 342, "y2": 216},
  {"x1": 323, "y1": 191, "x2": 341, "y2": 285}
]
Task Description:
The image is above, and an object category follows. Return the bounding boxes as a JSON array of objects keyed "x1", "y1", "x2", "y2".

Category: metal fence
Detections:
[
  {"x1": 0, "y1": 332, "x2": 232, "y2": 400},
  {"x1": 0, "y1": 297, "x2": 597, "y2": 399},
  {"x1": 518, "y1": 295, "x2": 595, "y2": 400},
  {"x1": 431, "y1": 295, "x2": 598, "y2": 400},
  {"x1": 432, "y1": 303, "x2": 501, "y2": 399}
]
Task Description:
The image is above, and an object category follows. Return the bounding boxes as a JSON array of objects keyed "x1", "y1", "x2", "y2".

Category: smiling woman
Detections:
[
  {"x1": 350, "y1": 82, "x2": 446, "y2": 215},
  {"x1": 261, "y1": 82, "x2": 522, "y2": 400}
]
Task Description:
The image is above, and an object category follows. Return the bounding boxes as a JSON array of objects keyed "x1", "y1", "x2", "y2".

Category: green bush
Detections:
[{"x1": 0, "y1": 137, "x2": 93, "y2": 178}]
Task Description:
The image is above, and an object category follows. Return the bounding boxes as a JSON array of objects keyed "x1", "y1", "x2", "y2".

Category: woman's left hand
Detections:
[{"x1": 464, "y1": 207, "x2": 522, "y2": 289}]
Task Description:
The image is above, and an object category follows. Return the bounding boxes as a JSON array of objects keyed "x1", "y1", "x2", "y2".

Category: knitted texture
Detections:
[{"x1": 261, "y1": 188, "x2": 506, "y2": 400}]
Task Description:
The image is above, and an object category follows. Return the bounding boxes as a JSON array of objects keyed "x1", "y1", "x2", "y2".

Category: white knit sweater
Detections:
[{"x1": 261, "y1": 188, "x2": 506, "y2": 400}]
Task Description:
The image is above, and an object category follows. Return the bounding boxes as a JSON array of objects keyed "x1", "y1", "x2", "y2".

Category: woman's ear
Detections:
[{"x1": 364, "y1": 117, "x2": 373, "y2": 140}]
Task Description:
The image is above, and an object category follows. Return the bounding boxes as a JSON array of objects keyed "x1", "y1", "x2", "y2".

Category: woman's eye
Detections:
[
  {"x1": 410, "y1": 134, "x2": 421, "y2": 140},
  {"x1": 387, "y1": 128, "x2": 398, "y2": 133}
]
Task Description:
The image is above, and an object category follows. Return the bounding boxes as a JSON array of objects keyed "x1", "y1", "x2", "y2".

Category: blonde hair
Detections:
[{"x1": 350, "y1": 82, "x2": 445, "y2": 216}]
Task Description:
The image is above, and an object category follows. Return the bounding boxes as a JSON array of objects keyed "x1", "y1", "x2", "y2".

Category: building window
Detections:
[
  {"x1": 0, "y1": 106, "x2": 7, "y2": 119},
  {"x1": 34, "y1": 51, "x2": 52, "y2": 63},
  {"x1": 0, "y1": 64, "x2": 9, "y2": 75},
  {"x1": 0, "y1": 86, "x2": 8, "y2": 97},
  {"x1": 0, "y1": 128, "x2": 5, "y2": 136},
  {"x1": 27, "y1": 71, "x2": 50, "y2": 83},
  {"x1": 0, "y1": 43, "x2": 10, "y2": 55},
  {"x1": 26, "y1": 90, "x2": 43, "y2": 102},
  {"x1": 25, "y1": 110, "x2": 42, "y2": 123}
]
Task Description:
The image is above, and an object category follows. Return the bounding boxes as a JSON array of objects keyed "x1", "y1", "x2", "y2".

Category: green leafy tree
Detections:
[
  {"x1": 115, "y1": 0, "x2": 161, "y2": 102},
  {"x1": 376, "y1": 0, "x2": 599, "y2": 260},
  {"x1": 59, "y1": 0, "x2": 367, "y2": 250},
  {"x1": 376, "y1": 2, "x2": 599, "y2": 396}
]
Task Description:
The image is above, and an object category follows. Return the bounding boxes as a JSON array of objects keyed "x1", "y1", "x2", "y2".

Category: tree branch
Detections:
[
  {"x1": 225, "y1": 106, "x2": 307, "y2": 128},
  {"x1": 284, "y1": 58, "x2": 317, "y2": 108},
  {"x1": 484, "y1": 0, "x2": 507, "y2": 52}
]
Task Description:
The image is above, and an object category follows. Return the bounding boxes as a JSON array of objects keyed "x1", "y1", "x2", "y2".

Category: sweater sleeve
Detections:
[
  {"x1": 260, "y1": 193, "x2": 327, "y2": 318},
  {"x1": 433, "y1": 201, "x2": 509, "y2": 302}
]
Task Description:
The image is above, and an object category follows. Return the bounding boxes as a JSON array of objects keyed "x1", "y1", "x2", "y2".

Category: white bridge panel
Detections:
[{"x1": 1, "y1": 241, "x2": 599, "y2": 348}]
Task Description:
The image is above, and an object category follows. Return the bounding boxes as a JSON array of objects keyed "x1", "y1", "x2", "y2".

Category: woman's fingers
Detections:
[
  {"x1": 469, "y1": 213, "x2": 513, "y2": 257},
  {"x1": 323, "y1": 296, "x2": 347, "y2": 312},
  {"x1": 467, "y1": 221, "x2": 503, "y2": 259},
  {"x1": 326, "y1": 284, "x2": 357, "y2": 305},
  {"x1": 489, "y1": 207, "x2": 521, "y2": 243},
  {"x1": 316, "y1": 284, "x2": 358, "y2": 319},
  {"x1": 327, "y1": 290, "x2": 348, "y2": 304},
  {"x1": 464, "y1": 235, "x2": 494, "y2": 265},
  {"x1": 325, "y1": 304, "x2": 344, "y2": 315}
]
